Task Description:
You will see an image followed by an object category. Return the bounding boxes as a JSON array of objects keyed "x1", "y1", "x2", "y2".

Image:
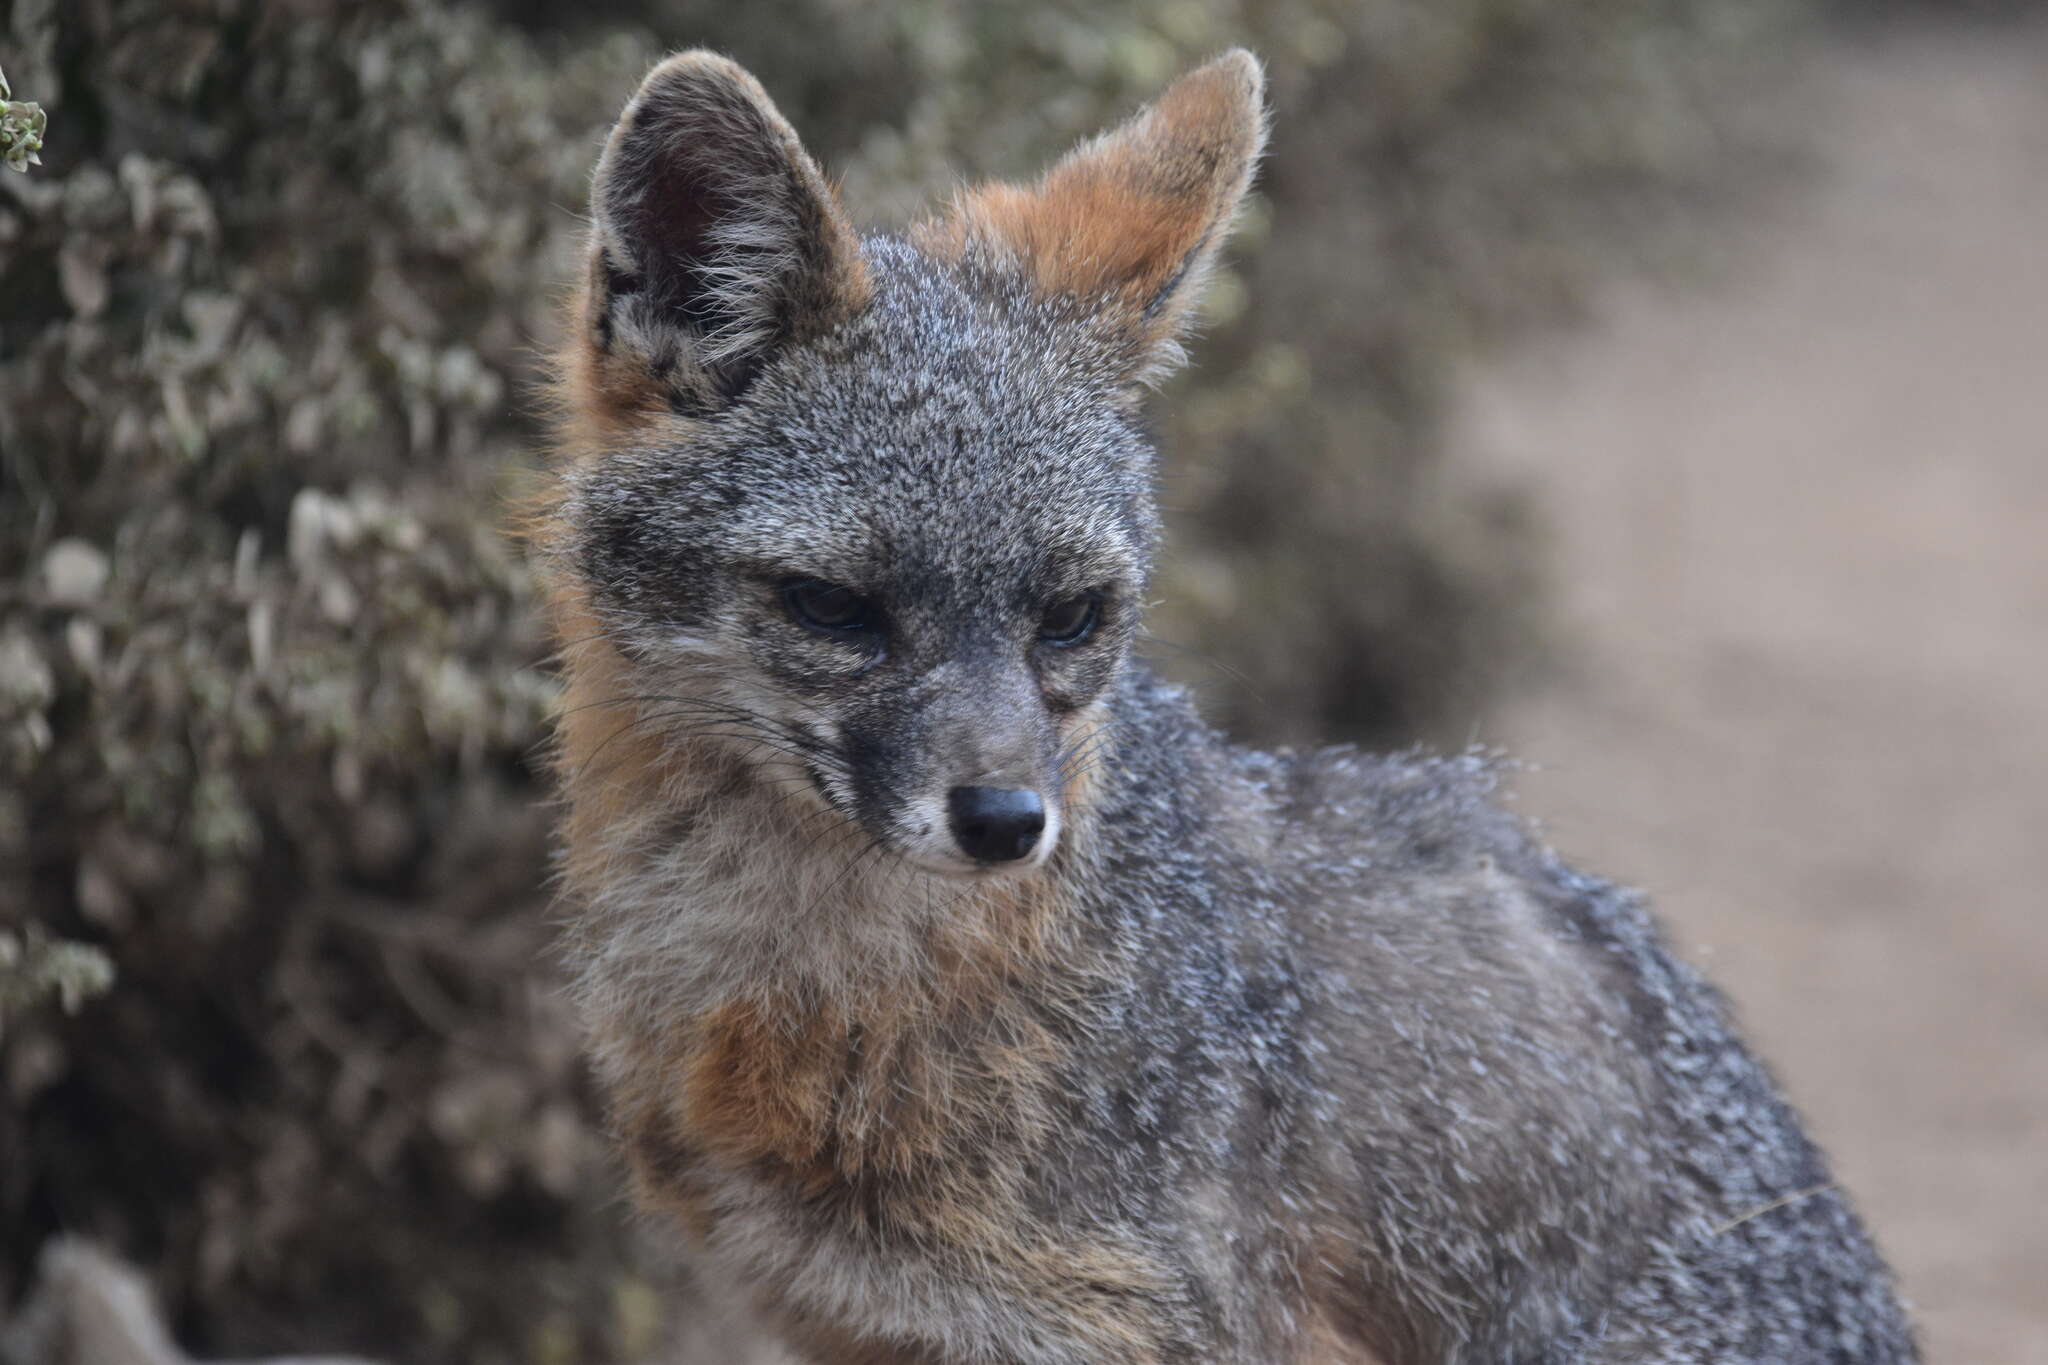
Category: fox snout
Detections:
[
  {"x1": 916, "y1": 778, "x2": 1060, "y2": 874},
  {"x1": 875, "y1": 662, "x2": 1070, "y2": 876},
  {"x1": 947, "y1": 786, "x2": 1046, "y2": 864}
]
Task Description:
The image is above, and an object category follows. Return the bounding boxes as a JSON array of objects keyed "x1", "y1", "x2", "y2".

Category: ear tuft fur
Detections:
[
  {"x1": 578, "y1": 51, "x2": 869, "y2": 421},
  {"x1": 914, "y1": 49, "x2": 1267, "y2": 385}
]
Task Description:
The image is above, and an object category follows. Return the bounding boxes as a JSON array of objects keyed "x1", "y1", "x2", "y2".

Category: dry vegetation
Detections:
[{"x1": 1, "y1": 1, "x2": 1806, "y2": 1359}]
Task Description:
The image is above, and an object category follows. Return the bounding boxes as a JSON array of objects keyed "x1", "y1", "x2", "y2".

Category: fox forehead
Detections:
[{"x1": 575, "y1": 239, "x2": 1158, "y2": 596}]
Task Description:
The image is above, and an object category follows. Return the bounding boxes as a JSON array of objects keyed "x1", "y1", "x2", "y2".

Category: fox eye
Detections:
[
  {"x1": 782, "y1": 579, "x2": 874, "y2": 635},
  {"x1": 1038, "y1": 592, "x2": 1101, "y2": 646}
]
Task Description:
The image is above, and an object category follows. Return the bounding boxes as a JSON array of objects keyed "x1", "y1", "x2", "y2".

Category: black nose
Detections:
[{"x1": 947, "y1": 786, "x2": 1046, "y2": 864}]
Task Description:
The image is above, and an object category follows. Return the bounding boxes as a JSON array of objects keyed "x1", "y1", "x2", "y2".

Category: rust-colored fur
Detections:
[
  {"x1": 609, "y1": 878, "x2": 1083, "y2": 1190},
  {"x1": 542, "y1": 582, "x2": 692, "y2": 901},
  {"x1": 913, "y1": 51, "x2": 1263, "y2": 376},
  {"x1": 606, "y1": 945, "x2": 1185, "y2": 1361}
]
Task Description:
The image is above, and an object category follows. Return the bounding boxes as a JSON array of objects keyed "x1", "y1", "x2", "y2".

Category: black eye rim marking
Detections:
[
  {"x1": 780, "y1": 577, "x2": 878, "y2": 639},
  {"x1": 1039, "y1": 590, "x2": 1104, "y2": 647}
]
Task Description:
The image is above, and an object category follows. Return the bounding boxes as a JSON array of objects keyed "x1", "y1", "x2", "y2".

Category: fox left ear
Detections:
[
  {"x1": 916, "y1": 50, "x2": 1267, "y2": 386},
  {"x1": 576, "y1": 51, "x2": 869, "y2": 422}
]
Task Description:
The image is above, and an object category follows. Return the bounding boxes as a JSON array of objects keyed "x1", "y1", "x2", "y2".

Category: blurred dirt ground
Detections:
[{"x1": 1451, "y1": 14, "x2": 2048, "y2": 1364}]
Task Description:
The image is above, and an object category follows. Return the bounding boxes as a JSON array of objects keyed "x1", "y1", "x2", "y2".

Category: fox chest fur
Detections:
[
  {"x1": 556, "y1": 677, "x2": 1198, "y2": 1362},
  {"x1": 554, "y1": 641, "x2": 1571, "y2": 1365}
]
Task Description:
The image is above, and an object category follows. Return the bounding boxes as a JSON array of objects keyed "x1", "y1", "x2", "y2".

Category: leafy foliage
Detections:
[{"x1": 0, "y1": 64, "x2": 46, "y2": 173}]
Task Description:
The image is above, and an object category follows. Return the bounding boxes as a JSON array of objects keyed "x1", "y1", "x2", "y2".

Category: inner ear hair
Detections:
[{"x1": 583, "y1": 51, "x2": 869, "y2": 415}]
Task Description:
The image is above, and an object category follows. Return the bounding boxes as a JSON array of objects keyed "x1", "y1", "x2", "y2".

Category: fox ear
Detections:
[
  {"x1": 580, "y1": 51, "x2": 869, "y2": 418},
  {"x1": 917, "y1": 50, "x2": 1266, "y2": 386}
]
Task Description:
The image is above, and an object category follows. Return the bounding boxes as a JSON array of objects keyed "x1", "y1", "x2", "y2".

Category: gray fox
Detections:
[{"x1": 534, "y1": 48, "x2": 1919, "y2": 1365}]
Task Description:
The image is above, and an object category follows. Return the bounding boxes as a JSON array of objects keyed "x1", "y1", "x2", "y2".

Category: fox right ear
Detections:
[
  {"x1": 913, "y1": 50, "x2": 1266, "y2": 389},
  {"x1": 579, "y1": 52, "x2": 869, "y2": 420}
]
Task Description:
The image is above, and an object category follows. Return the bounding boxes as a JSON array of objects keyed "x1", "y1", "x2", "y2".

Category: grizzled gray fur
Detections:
[{"x1": 538, "y1": 46, "x2": 1918, "y2": 1365}]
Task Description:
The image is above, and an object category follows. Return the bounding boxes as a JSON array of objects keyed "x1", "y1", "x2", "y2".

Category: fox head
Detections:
[{"x1": 543, "y1": 50, "x2": 1264, "y2": 886}]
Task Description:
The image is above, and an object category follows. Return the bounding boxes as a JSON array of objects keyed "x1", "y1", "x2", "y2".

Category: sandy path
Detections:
[{"x1": 1451, "y1": 16, "x2": 2048, "y2": 1364}]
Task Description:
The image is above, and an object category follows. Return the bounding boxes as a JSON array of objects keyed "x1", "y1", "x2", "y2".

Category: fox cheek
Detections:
[
  {"x1": 1035, "y1": 640, "x2": 1126, "y2": 717},
  {"x1": 1039, "y1": 651, "x2": 1117, "y2": 712}
]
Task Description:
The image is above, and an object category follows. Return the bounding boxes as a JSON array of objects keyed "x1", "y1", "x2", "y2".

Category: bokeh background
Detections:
[{"x1": 1, "y1": 1, "x2": 2040, "y2": 1362}]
